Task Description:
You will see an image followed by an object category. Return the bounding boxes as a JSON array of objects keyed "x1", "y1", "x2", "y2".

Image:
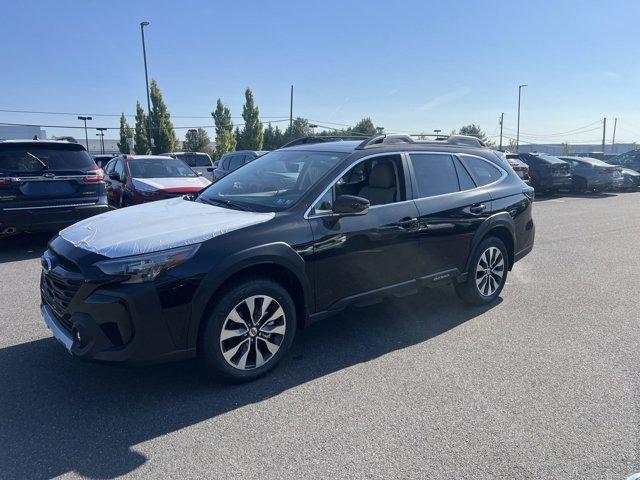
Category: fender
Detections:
[
  {"x1": 186, "y1": 242, "x2": 311, "y2": 348},
  {"x1": 463, "y1": 212, "x2": 516, "y2": 276}
]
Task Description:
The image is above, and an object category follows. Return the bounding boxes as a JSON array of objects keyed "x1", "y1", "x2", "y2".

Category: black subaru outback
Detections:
[
  {"x1": 0, "y1": 140, "x2": 108, "y2": 237},
  {"x1": 40, "y1": 134, "x2": 535, "y2": 381}
]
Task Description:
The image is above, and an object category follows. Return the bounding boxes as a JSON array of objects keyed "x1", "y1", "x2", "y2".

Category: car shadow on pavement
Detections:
[
  {"x1": 0, "y1": 233, "x2": 52, "y2": 264},
  {"x1": 0, "y1": 289, "x2": 500, "y2": 480}
]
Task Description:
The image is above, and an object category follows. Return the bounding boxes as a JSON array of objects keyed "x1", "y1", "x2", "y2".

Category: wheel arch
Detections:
[
  {"x1": 187, "y1": 242, "x2": 312, "y2": 349},
  {"x1": 466, "y1": 213, "x2": 516, "y2": 273}
]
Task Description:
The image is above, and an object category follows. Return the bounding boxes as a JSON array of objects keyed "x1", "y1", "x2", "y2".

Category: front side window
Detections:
[
  {"x1": 460, "y1": 155, "x2": 503, "y2": 187},
  {"x1": 114, "y1": 160, "x2": 124, "y2": 177},
  {"x1": 409, "y1": 153, "x2": 460, "y2": 198},
  {"x1": 199, "y1": 149, "x2": 348, "y2": 212},
  {"x1": 310, "y1": 154, "x2": 405, "y2": 214},
  {"x1": 127, "y1": 158, "x2": 196, "y2": 178}
]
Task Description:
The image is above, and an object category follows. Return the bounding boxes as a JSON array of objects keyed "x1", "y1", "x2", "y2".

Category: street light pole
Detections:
[
  {"x1": 516, "y1": 84, "x2": 527, "y2": 152},
  {"x1": 96, "y1": 127, "x2": 107, "y2": 154},
  {"x1": 499, "y1": 113, "x2": 504, "y2": 151},
  {"x1": 140, "y1": 21, "x2": 153, "y2": 149},
  {"x1": 77, "y1": 116, "x2": 92, "y2": 151}
]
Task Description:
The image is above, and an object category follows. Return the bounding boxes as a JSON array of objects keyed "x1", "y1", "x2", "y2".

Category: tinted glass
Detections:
[
  {"x1": 199, "y1": 150, "x2": 348, "y2": 212},
  {"x1": 453, "y1": 157, "x2": 476, "y2": 190},
  {"x1": 409, "y1": 153, "x2": 460, "y2": 197},
  {"x1": 461, "y1": 155, "x2": 503, "y2": 186},
  {"x1": 175, "y1": 153, "x2": 212, "y2": 167},
  {"x1": 114, "y1": 160, "x2": 124, "y2": 176},
  {"x1": 127, "y1": 158, "x2": 196, "y2": 178},
  {"x1": 0, "y1": 144, "x2": 96, "y2": 173},
  {"x1": 228, "y1": 155, "x2": 245, "y2": 170}
]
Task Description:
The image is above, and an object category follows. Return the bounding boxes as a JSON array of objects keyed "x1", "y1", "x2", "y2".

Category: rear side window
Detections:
[
  {"x1": 409, "y1": 153, "x2": 460, "y2": 198},
  {"x1": 453, "y1": 157, "x2": 476, "y2": 190},
  {"x1": 195, "y1": 155, "x2": 212, "y2": 167},
  {"x1": 0, "y1": 145, "x2": 95, "y2": 173},
  {"x1": 460, "y1": 155, "x2": 503, "y2": 186}
]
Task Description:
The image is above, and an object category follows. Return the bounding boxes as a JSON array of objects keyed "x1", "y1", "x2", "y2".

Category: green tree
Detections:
[
  {"x1": 212, "y1": 99, "x2": 236, "y2": 159},
  {"x1": 562, "y1": 142, "x2": 572, "y2": 155},
  {"x1": 117, "y1": 113, "x2": 133, "y2": 154},
  {"x1": 283, "y1": 117, "x2": 313, "y2": 143},
  {"x1": 263, "y1": 122, "x2": 282, "y2": 150},
  {"x1": 133, "y1": 101, "x2": 151, "y2": 155},
  {"x1": 184, "y1": 128, "x2": 211, "y2": 152},
  {"x1": 149, "y1": 79, "x2": 177, "y2": 154},
  {"x1": 351, "y1": 117, "x2": 377, "y2": 136},
  {"x1": 237, "y1": 88, "x2": 264, "y2": 150},
  {"x1": 457, "y1": 124, "x2": 494, "y2": 147}
]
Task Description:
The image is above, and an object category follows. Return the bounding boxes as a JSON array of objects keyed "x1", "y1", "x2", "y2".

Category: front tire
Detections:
[
  {"x1": 455, "y1": 237, "x2": 508, "y2": 306},
  {"x1": 199, "y1": 278, "x2": 296, "y2": 382}
]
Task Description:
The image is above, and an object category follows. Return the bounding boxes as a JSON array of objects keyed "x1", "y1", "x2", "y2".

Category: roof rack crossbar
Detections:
[
  {"x1": 355, "y1": 134, "x2": 415, "y2": 149},
  {"x1": 279, "y1": 135, "x2": 366, "y2": 149}
]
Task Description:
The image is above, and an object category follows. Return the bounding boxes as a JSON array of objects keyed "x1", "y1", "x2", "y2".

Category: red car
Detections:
[
  {"x1": 505, "y1": 154, "x2": 531, "y2": 183},
  {"x1": 103, "y1": 155, "x2": 211, "y2": 208}
]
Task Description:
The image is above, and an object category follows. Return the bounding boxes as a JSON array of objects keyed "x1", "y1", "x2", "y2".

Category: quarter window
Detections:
[
  {"x1": 460, "y1": 155, "x2": 503, "y2": 187},
  {"x1": 409, "y1": 153, "x2": 460, "y2": 198},
  {"x1": 453, "y1": 157, "x2": 476, "y2": 191}
]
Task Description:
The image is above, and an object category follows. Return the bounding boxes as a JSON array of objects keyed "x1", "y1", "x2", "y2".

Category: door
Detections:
[
  {"x1": 106, "y1": 159, "x2": 125, "y2": 207},
  {"x1": 407, "y1": 152, "x2": 495, "y2": 279},
  {"x1": 306, "y1": 154, "x2": 423, "y2": 311}
]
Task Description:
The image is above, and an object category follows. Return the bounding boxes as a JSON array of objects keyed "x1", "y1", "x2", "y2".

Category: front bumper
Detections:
[
  {"x1": 40, "y1": 243, "x2": 198, "y2": 364},
  {"x1": 1, "y1": 202, "x2": 109, "y2": 234}
]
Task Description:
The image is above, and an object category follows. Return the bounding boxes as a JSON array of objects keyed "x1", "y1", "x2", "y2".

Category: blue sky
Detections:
[{"x1": 1, "y1": 0, "x2": 639, "y2": 145}]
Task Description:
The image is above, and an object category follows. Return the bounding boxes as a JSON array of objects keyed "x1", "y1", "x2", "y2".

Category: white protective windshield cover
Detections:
[{"x1": 59, "y1": 197, "x2": 275, "y2": 258}]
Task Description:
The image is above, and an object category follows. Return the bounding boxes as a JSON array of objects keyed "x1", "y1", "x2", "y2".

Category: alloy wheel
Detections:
[
  {"x1": 219, "y1": 295, "x2": 287, "y2": 370},
  {"x1": 475, "y1": 246, "x2": 505, "y2": 297}
]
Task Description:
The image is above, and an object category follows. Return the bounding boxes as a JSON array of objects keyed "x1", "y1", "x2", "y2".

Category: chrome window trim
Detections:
[{"x1": 304, "y1": 150, "x2": 508, "y2": 219}]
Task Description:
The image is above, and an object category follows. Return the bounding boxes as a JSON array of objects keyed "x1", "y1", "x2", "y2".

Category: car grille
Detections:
[{"x1": 40, "y1": 251, "x2": 83, "y2": 333}]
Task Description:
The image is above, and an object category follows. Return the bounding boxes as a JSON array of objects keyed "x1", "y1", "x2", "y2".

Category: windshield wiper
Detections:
[
  {"x1": 199, "y1": 197, "x2": 250, "y2": 211},
  {"x1": 26, "y1": 152, "x2": 48, "y2": 170}
]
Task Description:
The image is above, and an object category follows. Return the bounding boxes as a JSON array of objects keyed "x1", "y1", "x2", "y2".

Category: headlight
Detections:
[{"x1": 94, "y1": 244, "x2": 200, "y2": 283}]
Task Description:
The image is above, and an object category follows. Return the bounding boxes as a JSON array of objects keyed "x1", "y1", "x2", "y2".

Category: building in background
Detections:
[
  {"x1": 517, "y1": 143, "x2": 636, "y2": 156},
  {"x1": 0, "y1": 125, "x2": 47, "y2": 140}
]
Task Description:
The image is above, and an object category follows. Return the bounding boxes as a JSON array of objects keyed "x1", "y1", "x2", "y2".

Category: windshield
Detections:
[
  {"x1": 198, "y1": 149, "x2": 348, "y2": 212},
  {"x1": 0, "y1": 144, "x2": 95, "y2": 173},
  {"x1": 128, "y1": 158, "x2": 197, "y2": 178}
]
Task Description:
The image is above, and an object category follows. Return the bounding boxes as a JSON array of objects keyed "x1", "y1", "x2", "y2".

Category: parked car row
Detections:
[{"x1": 505, "y1": 150, "x2": 640, "y2": 194}]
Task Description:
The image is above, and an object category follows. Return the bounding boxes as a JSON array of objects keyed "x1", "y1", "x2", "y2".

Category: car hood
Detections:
[
  {"x1": 132, "y1": 176, "x2": 210, "y2": 191},
  {"x1": 621, "y1": 167, "x2": 640, "y2": 176},
  {"x1": 59, "y1": 197, "x2": 275, "y2": 258}
]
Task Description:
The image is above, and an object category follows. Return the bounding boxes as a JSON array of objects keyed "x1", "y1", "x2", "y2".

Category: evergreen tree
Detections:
[
  {"x1": 134, "y1": 101, "x2": 151, "y2": 155},
  {"x1": 263, "y1": 122, "x2": 275, "y2": 150},
  {"x1": 238, "y1": 88, "x2": 263, "y2": 150},
  {"x1": 283, "y1": 117, "x2": 312, "y2": 144},
  {"x1": 234, "y1": 126, "x2": 241, "y2": 150},
  {"x1": 212, "y1": 99, "x2": 236, "y2": 159},
  {"x1": 149, "y1": 79, "x2": 177, "y2": 153},
  {"x1": 184, "y1": 128, "x2": 211, "y2": 152},
  {"x1": 117, "y1": 113, "x2": 133, "y2": 154}
]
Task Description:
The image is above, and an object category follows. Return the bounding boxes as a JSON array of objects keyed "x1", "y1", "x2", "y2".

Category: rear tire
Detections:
[
  {"x1": 199, "y1": 278, "x2": 296, "y2": 382},
  {"x1": 455, "y1": 237, "x2": 508, "y2": 306}
]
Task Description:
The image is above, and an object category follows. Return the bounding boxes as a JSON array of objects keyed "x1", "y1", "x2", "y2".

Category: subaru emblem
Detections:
[{"x1": 43, "y1": 172, "x2": 55, "y2": 179}]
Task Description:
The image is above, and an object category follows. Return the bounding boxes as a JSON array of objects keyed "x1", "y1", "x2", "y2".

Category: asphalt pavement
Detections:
[{"x1": 1, "y1": 191, "x2": 639, "y2": 479}]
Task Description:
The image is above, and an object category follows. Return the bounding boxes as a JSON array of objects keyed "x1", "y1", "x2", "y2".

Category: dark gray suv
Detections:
[{"x1": 213, "y1": 150, "x2": 268, "y2": 180}]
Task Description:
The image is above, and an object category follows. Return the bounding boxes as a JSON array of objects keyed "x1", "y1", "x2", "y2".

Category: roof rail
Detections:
[
  {"x1": 279, "y1": 135, "x2": 367, "y2": 149},
  {"x1": 355, "y1": 134, "x2": 414, "y2": 149}
]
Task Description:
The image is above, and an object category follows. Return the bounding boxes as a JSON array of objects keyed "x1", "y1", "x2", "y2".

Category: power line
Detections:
[
  {"x1": 0, "y1": 119, "x2": 290, "y2": 131},
  {"x1": 0, "y1": 108, "x2": 288, "y2": 120}
]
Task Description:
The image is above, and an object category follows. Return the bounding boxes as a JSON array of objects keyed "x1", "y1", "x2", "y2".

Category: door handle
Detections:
[
  {"x1": 469, "y1": 203, "x2": 486, "y2": 214},
  {"x1": 397, "y1": 217, "x2": 418, "y2": 228}
]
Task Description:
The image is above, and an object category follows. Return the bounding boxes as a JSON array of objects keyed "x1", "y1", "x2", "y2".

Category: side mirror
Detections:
[
  {"x1": 108, "y1": 172, "x2": 120, "y2": 181},
  {"x1": 196, "y1": 171, "x2": 204, "y2": 176},
  {"x1": 333, "y1": 195, "x2": 369, "y2": 216}
]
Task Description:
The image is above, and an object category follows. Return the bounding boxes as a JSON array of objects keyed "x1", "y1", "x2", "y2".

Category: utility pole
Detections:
[
  {"x1": 516, "y1": 84, "x2": 527, "y2": 153},
  {"x1": 289, "y1": 85, "x2": 294, "y2": 131},
  {"x1": 611, "y1": 117, "x2": 617, "y2": 151},
  {"x1": 77, "y1": 116, "x2": 92, "y2": 151},
  {"x1": 601, "y1": 117, "x2": 607, "y2": 154},
  {"x1": 499, "y1": 112, "x2": 504, "y2": 151},
  {"x1": 140, "y1": 21, "x2": 153, "y2": 148}
]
